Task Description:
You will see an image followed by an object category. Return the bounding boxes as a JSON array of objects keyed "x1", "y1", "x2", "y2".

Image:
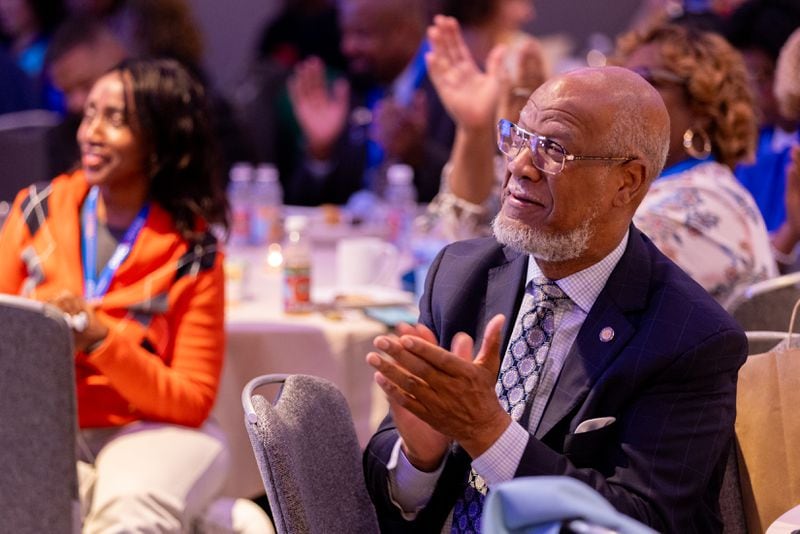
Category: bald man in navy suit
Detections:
[{"x1": 364, "y1": 66, "x2": 747, "y2": 533}]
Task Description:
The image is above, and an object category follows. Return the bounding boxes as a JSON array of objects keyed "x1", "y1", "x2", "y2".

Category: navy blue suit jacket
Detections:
[{"x1": 363, "y1": 227, "x2": 747, "y2": 533}]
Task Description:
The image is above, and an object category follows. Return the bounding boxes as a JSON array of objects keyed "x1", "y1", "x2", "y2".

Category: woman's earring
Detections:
[{"x1": 682, "y1": 127, "x2": 712, "y2": 160}]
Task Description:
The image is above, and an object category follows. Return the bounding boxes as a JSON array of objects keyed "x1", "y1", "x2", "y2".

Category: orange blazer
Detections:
[{"x1": 0, "y1": 171, "x2": 226, "y2": 428}]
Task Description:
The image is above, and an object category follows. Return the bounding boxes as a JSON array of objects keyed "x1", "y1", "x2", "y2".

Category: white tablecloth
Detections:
[
  {"x1": 214, "y1": 302, "x2": 389, "y2": 497},
  {"x1": 212, "y1": 214, "x2": 411, "y2": 498}
]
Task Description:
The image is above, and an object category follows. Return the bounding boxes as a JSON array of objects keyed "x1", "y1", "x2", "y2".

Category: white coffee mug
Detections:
[{"x1": 336, "y1": 237, "x2": 399, "y2": 289}]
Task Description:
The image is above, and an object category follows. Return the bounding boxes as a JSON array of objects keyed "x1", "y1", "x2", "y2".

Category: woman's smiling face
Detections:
[{"x1": 77, "y1": 71, "x2": 148, "y2": 190}]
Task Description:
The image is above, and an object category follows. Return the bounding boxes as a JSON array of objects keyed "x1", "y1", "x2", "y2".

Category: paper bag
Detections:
[{"x1": 735, "y1": 332, "x2": 800, "y2": 531}]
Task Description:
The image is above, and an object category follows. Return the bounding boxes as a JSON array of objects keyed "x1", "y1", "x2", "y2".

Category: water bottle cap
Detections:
[
  {"x1": 386, "y1": 163, "x2": 413, "y2": 186},
  {"x1": 230, "y1": 162, "x2": 253, "y2": 183},
  {"x1": 284, "y1": 215, "x2": 308, "y2": 232},
  {"x1": 255, "y1": 163, "x2": 279, "y2": 182}
]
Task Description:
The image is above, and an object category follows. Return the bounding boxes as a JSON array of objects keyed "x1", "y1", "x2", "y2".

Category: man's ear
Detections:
[{"x1": 612, "y1": 159, "x2": 648, "y2": 207}]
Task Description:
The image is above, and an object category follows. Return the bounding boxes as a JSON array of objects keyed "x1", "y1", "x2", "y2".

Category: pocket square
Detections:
[{"x1": 574, "y1": 416, "x2": 616, "y2": 434}]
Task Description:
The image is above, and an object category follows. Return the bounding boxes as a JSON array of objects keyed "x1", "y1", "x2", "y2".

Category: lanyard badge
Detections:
[{"x1": 81, "y1": 186, "x2": 150, "y2": 301}]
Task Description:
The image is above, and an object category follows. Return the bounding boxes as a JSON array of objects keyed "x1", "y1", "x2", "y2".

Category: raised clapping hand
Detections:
[
  {"x1": 425, "y1": 15, "x2": 506, "y2": 130},
  {"x1": 48, "y1": 290, "x2": 109, "y2": 353},
  {"x1": 287, "y1": 56, "x2": 350, "y2": 161},
  {"x1": 367, "y1": 314, "x2": 509, "y2": 469}
]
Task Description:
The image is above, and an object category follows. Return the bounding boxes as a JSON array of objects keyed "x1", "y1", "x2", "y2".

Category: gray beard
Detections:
[{"x1": 491, "y1": 213, "x2": 594, "y2": 262}]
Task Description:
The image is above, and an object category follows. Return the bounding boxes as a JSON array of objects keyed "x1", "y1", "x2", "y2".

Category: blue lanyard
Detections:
[{"x1": 81, "y1": 186, "x2": 149, "y2": 301}]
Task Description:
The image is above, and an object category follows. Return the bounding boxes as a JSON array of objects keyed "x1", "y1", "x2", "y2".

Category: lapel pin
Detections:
[{"x1": 599, "y1": 327, "x2": 615, "y2": 343}]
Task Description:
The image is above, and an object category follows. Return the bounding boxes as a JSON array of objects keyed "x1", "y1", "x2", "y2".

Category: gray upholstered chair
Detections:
[
  {"x1": 725, "y1": 272, "x2": 800, "y2": 331},
  {"x1": 719, "y1": 443, "x2": 747, "y2": 534},
  {"x1": 744, "y1": 330, "x2": 800, "y2": 355},
  {"x1": 241, "y1": 374, "x2": 379, "y2": 534},
  {"x1": 0, "y1": 294, "x2": 79, "y2": 534},
  {"x1": 0, "y1": 110, "x2": 60, "y2": 204}
]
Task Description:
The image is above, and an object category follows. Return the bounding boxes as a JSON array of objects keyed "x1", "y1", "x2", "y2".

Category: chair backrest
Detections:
[
  {"x1": 725, "y1": 272, "x2": 800, "y2": 331},
  {"x1": 0, "y1": 110, "x2": 60, "y2": 205},
  {"x1": 719, "y1": 443, "x2": 747, "y2": 534},
  {"x1": 744, "y1": 330, "x2": 800, "y2": 355},
  {"x1": 0, "y1": 294, "x2": 79, "y2": 534},
  {"x1": 242, "y1": 374, "x2": 380, "y2": 534}
]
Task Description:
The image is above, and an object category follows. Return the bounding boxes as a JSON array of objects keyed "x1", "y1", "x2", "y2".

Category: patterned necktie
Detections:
[{"x1": 451, "y1": 277, "x2": 569, "y2": 534}]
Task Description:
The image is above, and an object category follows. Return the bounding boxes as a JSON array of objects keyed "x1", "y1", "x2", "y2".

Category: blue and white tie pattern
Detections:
[{"x1": 450, "y1": 277, "x2": 568, "y2": 534}]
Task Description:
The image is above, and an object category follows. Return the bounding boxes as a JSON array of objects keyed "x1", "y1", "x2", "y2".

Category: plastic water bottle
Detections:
[
  {"x1": 384, "y1": 163, "x2": 417, "y2": 252},
  {"x1": 250, "y1": 163, "x2": 283, "y2": 245},
  {"x1": 282, "y1": 215, "x2": 312, "y2": 314},
  {"x1": 228, "y1": 162, "x2": 253, "y2": 247}
]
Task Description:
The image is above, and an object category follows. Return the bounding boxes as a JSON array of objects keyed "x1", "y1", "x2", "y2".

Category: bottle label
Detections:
[
  {"x1": 386, "y1": 206, "x2": 412, "y2": 249},
  {"x1": 231, "y1": 206, "x2": 250, "y2": 246},
  {"x1": 251, "y1": 206, "x2": 279, "y2": 246},
  {"x1": 283, "y1": 265, "x2": 311, "y2": 312}
]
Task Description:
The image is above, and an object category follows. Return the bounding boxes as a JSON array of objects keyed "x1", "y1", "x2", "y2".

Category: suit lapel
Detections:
[
  {"x1": 535, "y1": 227, "x2": 653, "y2": 439},
  {"x1": 477, "y1": 247, "x2": 528, "y2": 359}
]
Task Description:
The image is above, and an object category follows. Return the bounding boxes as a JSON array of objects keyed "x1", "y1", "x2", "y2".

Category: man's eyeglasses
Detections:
[{"x1": 496, "y1": 119, "x2": 635, "y2": 176}]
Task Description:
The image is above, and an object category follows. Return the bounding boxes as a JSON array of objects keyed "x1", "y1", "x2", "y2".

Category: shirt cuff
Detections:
[
  {"x1": 386, "y1": 437, "x2": 447, "y2": 520},
  {"x1": 471, "y1": 421, "x2": 529, "y2": 487}
]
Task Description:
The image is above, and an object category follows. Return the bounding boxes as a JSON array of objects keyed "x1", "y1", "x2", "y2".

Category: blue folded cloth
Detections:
[{"x1": 481, "y1": 476, "x2": 658, "y2": 534}]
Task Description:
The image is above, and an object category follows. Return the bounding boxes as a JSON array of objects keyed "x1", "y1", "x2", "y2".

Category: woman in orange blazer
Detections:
[{"x1": 0, "y1": 58, "x2": 231, "y2": 533}]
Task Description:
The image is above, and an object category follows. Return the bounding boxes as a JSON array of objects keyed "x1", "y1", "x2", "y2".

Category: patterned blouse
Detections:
[
  {"x1": 418, "y1": 158, "x2": 504, "y2": 242},
  {"x1": 633, "y1": 159, "x2": 778, "y2": 306}
]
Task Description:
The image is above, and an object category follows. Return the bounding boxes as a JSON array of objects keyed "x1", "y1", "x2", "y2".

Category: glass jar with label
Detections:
[{"x1": 282, "y1": 215, "x2": 312, "y2": 313}]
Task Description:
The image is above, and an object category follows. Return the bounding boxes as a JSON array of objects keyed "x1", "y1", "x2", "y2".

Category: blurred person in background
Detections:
[
  {"x1": 724, "y1": 0, "x2": 800, "y2": 232},
  {"x1": 231, "y1": 0, "x2": 346, "y2": 169},
  {"x1": 282, "y1": 0, "x2": 454, "y2": 206},
  {"x1": 45, "y1": 14, "x2": 127, "y2": 176},
  {"x1": 766, "y1": 27, "x2": 800, "y2": 272},
  {"x1": 420, "y1": 13, "x2": 547, "y2": 241},
  {"x1": 616, "y1": 22, "x2": 777, "y2": 304},
  {"x1": 0, "y1": 58, "x2": 238, "y2": 533},
  {"x1": 256, "y1": 0, "x2": 345, "y2": 72},
  {"x1": 0, "y1": 0, "x2": 66, "y2": 110}
]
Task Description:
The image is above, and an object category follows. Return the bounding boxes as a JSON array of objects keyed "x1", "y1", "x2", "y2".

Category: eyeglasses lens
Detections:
[
  {"x1": 535, "y1": 138, "x2": 565, "y2": 174},
  {"x1": 497, "y1": 120, "x2": 565, "y2": 175}
]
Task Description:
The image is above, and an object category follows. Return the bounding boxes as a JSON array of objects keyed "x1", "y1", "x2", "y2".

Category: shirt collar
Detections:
[{"x1": 526, "y1": 230, "x2": 630, "y2": 313}]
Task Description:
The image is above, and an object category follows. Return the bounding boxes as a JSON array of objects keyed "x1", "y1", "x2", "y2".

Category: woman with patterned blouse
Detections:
[{"x1": 616, "y1": 23, "x2": 777, "y2": 305}]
